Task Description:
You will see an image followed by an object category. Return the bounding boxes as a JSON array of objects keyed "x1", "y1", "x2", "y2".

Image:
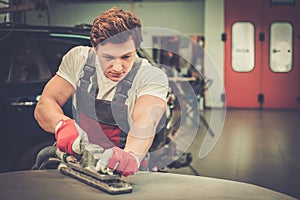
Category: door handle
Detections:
[
  {"x1": 11, "y1": 101, "x2": 37, "y2": 106},
  {"x1": 10, "y1": 95, "x2": 40, "y2": 107}
]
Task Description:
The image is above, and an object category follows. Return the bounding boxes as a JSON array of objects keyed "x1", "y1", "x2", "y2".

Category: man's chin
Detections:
[{"x1": 109, "y1": 76, "x2": 123, "y2": 82}]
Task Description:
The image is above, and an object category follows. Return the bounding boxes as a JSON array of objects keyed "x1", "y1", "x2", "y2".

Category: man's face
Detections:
[{"x1": 96, "y1": 39, "x2": 137, "y2": 82}]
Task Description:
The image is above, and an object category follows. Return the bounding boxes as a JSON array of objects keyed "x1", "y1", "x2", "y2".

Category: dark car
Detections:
[{"x1": 0, "y1": 23, "x2": 92, "y2": 172}]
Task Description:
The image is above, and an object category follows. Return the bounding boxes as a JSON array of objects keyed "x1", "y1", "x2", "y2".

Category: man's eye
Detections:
[
  {"x1": 122, "y1": 55, "x2": 131, "y2": 59},
  {"x1": 103, "y1": 56, "x2": 114, "y2": 60}
]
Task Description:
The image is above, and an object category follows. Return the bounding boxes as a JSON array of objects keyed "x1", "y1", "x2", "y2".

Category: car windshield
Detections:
[{"x1": 0, "y1": 30, "x2": 91, "y2": 84}]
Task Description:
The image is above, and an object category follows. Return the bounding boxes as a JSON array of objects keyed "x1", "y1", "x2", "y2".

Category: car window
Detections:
[
  {"x1": 37, "y1": 35, "x2": 91, "y2": 75},
  {"x1": 7, "y1": 31, "x2": 91, "y2": 84},
  {"x1": 9, "y1": 37, "x2": 43, "y2": 83}
]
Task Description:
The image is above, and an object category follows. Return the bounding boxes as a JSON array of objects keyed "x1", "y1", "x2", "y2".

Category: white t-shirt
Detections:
[{"x1": 56, "y1": 46, "x2": 169, "y2": 127}]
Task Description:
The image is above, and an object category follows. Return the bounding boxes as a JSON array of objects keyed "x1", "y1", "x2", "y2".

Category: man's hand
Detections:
[
  {"x1": 96, "y1": 147, "x2": 140, "y2": 177},
  {"x1": 55, "y1": 119, "x2": 88, "y2": 155}
]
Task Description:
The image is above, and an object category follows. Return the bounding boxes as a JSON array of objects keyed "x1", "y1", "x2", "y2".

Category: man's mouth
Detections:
[{"x1": 110, "y1": 73, "x2": 123, "y2": 78}]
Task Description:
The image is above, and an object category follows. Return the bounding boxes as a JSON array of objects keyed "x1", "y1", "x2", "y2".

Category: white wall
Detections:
[
  {"x1": 0, "y1": 0, "x2": 9, "y2": 23},
  {"x1": 26, "y1": 1, "x2": 204, "y2": 35},
  {"x1": 204, "y1": 0, "x2": 225, "y2": 108}
]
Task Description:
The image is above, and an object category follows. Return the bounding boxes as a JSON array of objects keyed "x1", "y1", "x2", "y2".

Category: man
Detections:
[{"x1": 34, "y1": 7, "x2": 168, "y2": 177}]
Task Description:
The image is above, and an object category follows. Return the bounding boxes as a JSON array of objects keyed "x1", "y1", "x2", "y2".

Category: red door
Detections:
[
  {"x1": 261, "y1": 1, "x2": 300, "y2": 108},
  {"x1": 224, "y1": 0, "x2": 300, "y2": 109}
]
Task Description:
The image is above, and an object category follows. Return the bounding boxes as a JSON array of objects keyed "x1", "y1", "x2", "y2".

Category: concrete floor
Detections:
[{"x1": 165, "y1": 109, "x2": 300, "y2": 199}]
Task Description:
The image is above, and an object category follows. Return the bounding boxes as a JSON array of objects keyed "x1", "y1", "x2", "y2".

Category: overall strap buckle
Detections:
[{"x1": 79, "y1": 48, "x2": 98, "y2": 96}]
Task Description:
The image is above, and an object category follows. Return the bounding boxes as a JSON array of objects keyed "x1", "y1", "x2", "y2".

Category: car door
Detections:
[
  {"x1": 0, "y1": 31, "x2": 53, "y2": 171},
  {"x1": 0, "y1": 28, "x2": 91, "y2": 172}
]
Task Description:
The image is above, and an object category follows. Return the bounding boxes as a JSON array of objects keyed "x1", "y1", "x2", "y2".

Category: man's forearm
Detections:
[
  {"x1": 34, "y1": 98, "x2": 70, "y2": 133},
  {"x1": 34, "y1": 75, "x2": 74, "y2": 133},
  {"x1": 126, "y1": 95, "x2": 167, "y2": 161}
]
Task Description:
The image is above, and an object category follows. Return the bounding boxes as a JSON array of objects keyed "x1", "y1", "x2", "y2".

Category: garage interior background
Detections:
[
  {"x1": 1, "y1": 0, "x2": 300, "y2": 199},
  {"x1": 0, "y1": 0, "x2": 224, "y2": 108}
]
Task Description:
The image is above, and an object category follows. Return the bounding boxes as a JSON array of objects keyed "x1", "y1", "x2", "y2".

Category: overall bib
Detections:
[{"x1": 73, "y1": 49, "x2": 142, "y2": 150}]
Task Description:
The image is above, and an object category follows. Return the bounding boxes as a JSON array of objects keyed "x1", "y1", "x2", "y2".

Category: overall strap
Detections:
[
  {"x1": 79, "y1": 49, "x2": 142, "y2": 100},
  {"x1": 112, "y1": 58, "x2": 142, "y2": 103},
  {"x1": 79, "y1": 48, "x2": 98, "y2": 97}
]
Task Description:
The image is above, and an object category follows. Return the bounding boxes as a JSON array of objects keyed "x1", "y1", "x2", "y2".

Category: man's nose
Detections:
[{"x1": 112, "y1": 59, "x2": 122, "y2": 71}]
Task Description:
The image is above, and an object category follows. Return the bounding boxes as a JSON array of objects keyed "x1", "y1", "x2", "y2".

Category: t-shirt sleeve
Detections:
[
  {"x1": 136, "y1": 63, "x2": 169, "y2": 101},
  {"x1": 56, "y1": 46, "x2": 88, "y2": 89}
]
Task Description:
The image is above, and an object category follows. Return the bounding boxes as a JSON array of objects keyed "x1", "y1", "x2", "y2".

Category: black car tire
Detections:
[{"x1": 14, "y1": 139, "x2": 55, "y2": 171}]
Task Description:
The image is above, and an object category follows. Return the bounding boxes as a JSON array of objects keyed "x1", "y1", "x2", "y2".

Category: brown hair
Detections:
[{"x1": 90, "y1": 7, "x2": 142, "y2": 49}]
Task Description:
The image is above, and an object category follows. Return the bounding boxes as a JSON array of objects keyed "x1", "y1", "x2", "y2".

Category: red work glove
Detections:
[
  {"x1": 55, "y1": 119, "x2": 88, "y2": 155},
  {"x1": 96, "y1": 147, "x2": 140, "y2": 177}
]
